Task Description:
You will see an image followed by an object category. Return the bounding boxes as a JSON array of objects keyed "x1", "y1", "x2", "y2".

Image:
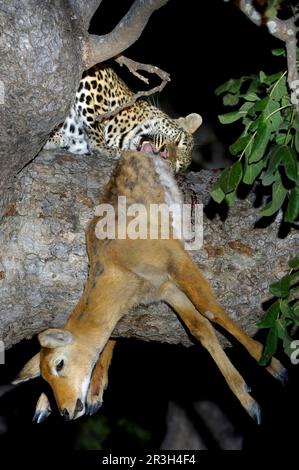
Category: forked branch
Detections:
[{"x1": 82, "y1": 0, "x2": 170, "y2": 69}]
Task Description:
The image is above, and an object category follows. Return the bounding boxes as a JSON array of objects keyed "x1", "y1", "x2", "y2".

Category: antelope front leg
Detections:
[
  {"x1": 160, "y1": 281, "x2": 261, "y2": 423},
  {"x1": 86, "y1": 340, "x2": 116, "y2": 415}
]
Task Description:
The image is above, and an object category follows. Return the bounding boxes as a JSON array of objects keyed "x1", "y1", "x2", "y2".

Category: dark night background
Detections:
[{"x1": 0, "y1": 0, "x2": 297, "y2": 451}]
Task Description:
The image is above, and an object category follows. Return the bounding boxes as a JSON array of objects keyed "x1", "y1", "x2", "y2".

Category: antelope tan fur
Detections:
[{"x1": 13, "y1": 121, "x2": 286, "y2": 423}]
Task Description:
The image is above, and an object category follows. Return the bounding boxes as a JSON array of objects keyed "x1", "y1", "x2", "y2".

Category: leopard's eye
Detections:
[{"x1": 56, "y1": 360, "x2": 64, "y2": 373}]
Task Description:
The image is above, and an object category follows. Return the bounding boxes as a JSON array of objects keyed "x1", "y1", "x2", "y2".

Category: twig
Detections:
[
  {"x1": 115, "y1": 55, "x2": 170, "y2": 84},
  {"x1": 96, "y1": 56, "x2": 170, "y2": 123},
  {"x1": 237, "y1": 0, "x2": 298, "y2": 107}
]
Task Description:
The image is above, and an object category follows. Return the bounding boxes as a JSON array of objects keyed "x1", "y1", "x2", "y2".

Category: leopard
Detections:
[{"x1": 44, "y1": 64, "x2": 202, "y2": 171}]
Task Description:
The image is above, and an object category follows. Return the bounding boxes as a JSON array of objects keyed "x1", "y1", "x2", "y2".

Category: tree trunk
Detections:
[
  {"x1": 0, "y1": 0, "x2": 170, "y2": 216},
  {"x1": 0, "y1": 0, "x2": 83, "y2": 216},
  {"x1": 0, "y1": 148, "x2": 297, "y2": 349},
  {"x1": 160, "y1": 400, "x2": 243, "y2": 450}
]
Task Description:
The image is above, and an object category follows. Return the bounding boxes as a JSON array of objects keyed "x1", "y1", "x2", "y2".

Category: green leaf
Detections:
[
  {"x1": 281, "y1": 146, "x2": 298, "y2": 183},
  {"x1": 275, "y1": 132, "x2": 292, "y2": 146},
  {"x1": 276, "y1": 319, "x2": 293, "y2": 357},
  {"x1": 243, "y1": 160, "x2": 264, "y2": 184},
  {"x1": 289, "y1": 255, "x2": 299, "y2": 269},
  {"x1": 264, "y1": 98, "x2": 282, "y2": 131},
  {"x1": 269, "y1": 274, "x2": 291, "y2": 298},
  {"x1": 247, "y1": 79, "x2": 261, "y2": 95},
  {"x1": 271, "y1": 48, "x2": 285, "y2": 57},
  {"x1": 239, "y1": 101, "x2": 255, "y2": 113},
  {"x1": 252, "y1": 97, "x2": 269, "y2": 112},
  {"x1": 259, "y1": 326, "x2": 278, "y2": 365},
  {"x1": 210, "y1": 186, "x2": 225, "y2": 204},
  {"x1": 261, "y1": 170, "x2": 279, "y2": 186},
  {"x1": 229, "y1": 78, "x2": 243, "y2": 94},
  {"x1": 280, "y1": 300, "x2": 294, "y2": 319},
  {"x1": 225, "y1": 191, "x2": 236, "y2": 206},
  {"x1": 260, "y1": 71, "x2": 283, "y2": 86},
  {"x1": 259, "y1": 71, "x2": 267, "y2": 84},
  {"x1": 260, "y1": 178, "x2": 287, "y2": 216},
  {"x1": 285, "y1": 187, "x2": 299, "y2": 223},
  {"x1": 215, "y1": 78, "x2": 242, "y2": 96},
  {"x1": 218, "y1": 111, "x2": 246, "y2": 124},
  {"x1": 294, "y1": 301, "x2": 299, "y2": 317},
  {"x1": 218, "y1": 161, "x2": 243, "y2": 193},
  {"x1": 280, "y1": 301, "x2": 299, "y2": 326},
  {"x1": 265, "y1": 145, "x2": 298, "y2": 183},
  {"x1": 266, "y1": 145, "x2": 285, "y2": 174},
  {"x1": 295, "y1": 114, "x2": 299, "y2": 154},
  {"x1": 281, "y1": 96, "x2": 291, "y2": 108},
  {"x1": 223, "y1": 93, "x2": 240, "y2": 106},
  {"x1": 229, "y1": 135, "x2": 251, "y2": 156},
  {"x1": 270, "y1": 75, "x2": 287, "y2": 101},
  {"x1": 249, "y1": 120, "x2": 271, "y2": 163},
  {"x1": 258, "y1": 300, "x2": 280, "y2": 328},
  {"x1": 266, "y1": 72, "x2": 285, "y2": 86},
  {"x1": 247, "y1": 115, "x2": 262, "y2": 133},
  {"x1": 242, "y1": 92, "x2": 259, "y2": 102}
]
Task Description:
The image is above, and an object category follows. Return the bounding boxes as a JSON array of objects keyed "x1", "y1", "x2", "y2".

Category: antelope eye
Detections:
[{"x1": 56, "y1": 360, "x2": 64, "y2": 372}]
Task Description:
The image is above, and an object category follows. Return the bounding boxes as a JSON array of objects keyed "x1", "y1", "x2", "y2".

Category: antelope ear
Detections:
[
  {"x1": 177, "y1": 113, "x2": 203, "y2": 134},
  {"x1": 38, "y1": 328, "x2": 74, "y2": 348},
  {"x1": 12, "y1": 353, "x2": 40, "y2": 384}
]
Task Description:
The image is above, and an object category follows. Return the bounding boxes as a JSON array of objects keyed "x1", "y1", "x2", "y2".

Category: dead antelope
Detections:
[{"x1": 13, "y1": 115, "x2": 287, "y2": 423}]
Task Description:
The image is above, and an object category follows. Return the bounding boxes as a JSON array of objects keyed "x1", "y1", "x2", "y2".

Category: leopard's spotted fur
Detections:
[{"x1": 45, "y1": 65, "x2": 202, "y2": 171}]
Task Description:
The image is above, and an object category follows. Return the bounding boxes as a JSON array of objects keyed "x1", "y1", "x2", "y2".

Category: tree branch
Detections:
[
  {"x1": 82, "y1": 0, "x2": 170, "y2": 69},
  {"x1": 0, "y1": 149, "x2": 297, "y2": 350},
  {"x1": 96, "y1": 56, "x2": 170, "y2": 122},
  {"x1": 115, "y1": 55, "x2": 170, "y2": 84},
  {"x1": 237, "y1": 0, "x2": 298, "y2": 100},
  {"x1": 68, "y1": 0, "x2": 104, "y2": 31}
]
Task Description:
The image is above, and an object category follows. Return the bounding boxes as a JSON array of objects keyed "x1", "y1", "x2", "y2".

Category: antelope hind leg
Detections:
[
  {"x1": 86, "y1": 339, "x2": 116, "y2": 415},
  {"x1": 169, "y1": 250, "x2": 287, "y2": 384},
  {"x1": 160, "y1": 281, "x2": 261, "y2": 423}
]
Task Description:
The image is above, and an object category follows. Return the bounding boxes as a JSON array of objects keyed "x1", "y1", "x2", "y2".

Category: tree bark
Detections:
[
  {"x1": 160, "y1": 400, "x2": 243, "y2": 450},
  {"x1": 0, "y1": 0, "x2": 169, "y2": 218},
  {"x1": 0, "y1": 149, "x2": 297, "y2": 349},
  {"x1": 0, "y1": 0, "x2": 83, "y2": 217}
]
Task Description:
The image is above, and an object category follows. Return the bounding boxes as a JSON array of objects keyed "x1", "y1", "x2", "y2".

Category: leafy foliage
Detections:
[
  {"x1": 258, "y1": 255, "x2": 299, "y2": 365},
  {"x1": 212, "y1": 54, "x2": 299, "y2": 222}
]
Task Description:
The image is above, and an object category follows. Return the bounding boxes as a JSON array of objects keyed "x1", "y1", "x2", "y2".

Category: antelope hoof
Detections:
[
  {"x1": 275, "y1": 365, "x2": 288, "y2": 386},
  {"x1": 32, "y1": 393, "x2": 52, "y2": 424},
  {"x1": 248, "y1": 400, "x2": 261, "y2": 425},
  {"x1": 86, "y1": 400, "x2": 103, "y2": 416},
  {"x1": 33, "y1": 408, "x2": 51, "y2": 424}
]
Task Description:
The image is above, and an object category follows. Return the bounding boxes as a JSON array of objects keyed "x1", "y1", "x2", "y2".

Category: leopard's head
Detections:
[{"x1": 149, "y1": 113, "x2": 202, "y2": 172}]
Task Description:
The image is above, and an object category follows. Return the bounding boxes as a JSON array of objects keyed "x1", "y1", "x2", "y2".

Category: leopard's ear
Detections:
[{"x1": 176, "y1": 113, "x2": 202, "y2": 134}]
